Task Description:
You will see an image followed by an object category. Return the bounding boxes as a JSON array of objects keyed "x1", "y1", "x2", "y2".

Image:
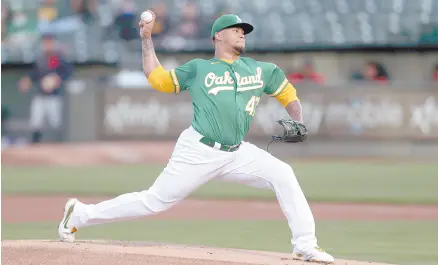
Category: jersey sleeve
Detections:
[
  {"x1": 169, "y1": 59, "x2": 198, "y2": 94},
  {"x1": 264, "y1": 64, "x2": 290, "y2": 97},
  {"x1": 147, "y1": 66, "x2": 175, "y2": 93},
  {"x1": 275, "y1": 83, "x2": 299, "y2": 107}
]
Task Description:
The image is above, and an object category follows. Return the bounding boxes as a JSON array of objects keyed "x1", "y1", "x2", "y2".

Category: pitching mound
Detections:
[{"x1": 2, "y1": 240, "x2": 393, "y2": 265}]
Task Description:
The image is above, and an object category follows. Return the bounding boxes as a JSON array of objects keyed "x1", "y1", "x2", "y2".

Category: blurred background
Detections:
[{"x1": 1, "y1": 1, "x2": 438, "y2": 265}]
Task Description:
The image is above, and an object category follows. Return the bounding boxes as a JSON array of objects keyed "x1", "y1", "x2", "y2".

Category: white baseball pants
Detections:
[
  {"x1": 71, "y1": 126, "x2": 318, "y2": 250},
  {"x1": 30, "y1": 95, "x2": 62, "y2": 130}
]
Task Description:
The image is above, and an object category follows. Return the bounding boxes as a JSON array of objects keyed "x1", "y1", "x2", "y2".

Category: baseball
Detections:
[{"x1": 141, "y1": 10, "x2": 153, "y2": 23}]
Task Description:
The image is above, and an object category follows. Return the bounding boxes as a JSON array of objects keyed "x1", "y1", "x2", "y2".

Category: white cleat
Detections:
[
  {"x1": 292, "y1": 246, "x2": 335, "y2": 264},
  {"x1": 58, "y1": 198, "x2": 79, "y2": 243}
]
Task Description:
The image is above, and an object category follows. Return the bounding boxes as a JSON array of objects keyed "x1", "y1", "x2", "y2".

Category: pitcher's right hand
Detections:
[{"x1": 139, "y1": 11, "x2": 156, "y2": 40}]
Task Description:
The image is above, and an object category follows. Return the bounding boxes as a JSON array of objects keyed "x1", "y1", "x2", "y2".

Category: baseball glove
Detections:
[{"x1": 272, "y1": 119, "x2": 308, "y2": 143}]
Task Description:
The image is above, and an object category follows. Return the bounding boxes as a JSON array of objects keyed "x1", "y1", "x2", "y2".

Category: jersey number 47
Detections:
[{"x1": 245, "y1": 96, "x2": 261, "y2": 116}]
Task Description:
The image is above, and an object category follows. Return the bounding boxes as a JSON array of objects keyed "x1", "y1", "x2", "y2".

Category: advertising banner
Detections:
[{"x1": 97, "y1": 88, "x2": 438, "y2": 141}]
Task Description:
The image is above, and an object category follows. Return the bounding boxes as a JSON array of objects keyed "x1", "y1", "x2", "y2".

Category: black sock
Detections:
[{"x1": 31, "y1": 131, "x2": 42, "y2": 143}]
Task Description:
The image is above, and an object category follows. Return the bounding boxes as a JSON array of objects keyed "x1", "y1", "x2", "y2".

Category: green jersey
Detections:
[{"x1": 170, "y1": 57, "x2": 289, "y2": 145}]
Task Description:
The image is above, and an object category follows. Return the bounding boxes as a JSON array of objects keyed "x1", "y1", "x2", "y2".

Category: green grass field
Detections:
[
  {"x1": 2, "y1": 161, "x2": 438, "y2": 204},
  {"x1": 2, "y1": 220, "x2": 438, "y2": 265},
  {"x1": 2, "y1": 161, "x2": 438, "y2": 265}
]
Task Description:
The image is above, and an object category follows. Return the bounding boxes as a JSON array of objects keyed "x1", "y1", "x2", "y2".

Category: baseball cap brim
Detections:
[{"x1": 224, "y1": 22, "x2": 254, "y2": 35}]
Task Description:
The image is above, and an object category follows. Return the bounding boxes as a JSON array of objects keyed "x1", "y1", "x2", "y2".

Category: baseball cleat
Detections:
[
  {"x1": 292, "y1": 246, "x2": 335, "y2": 264},
  {"x1": 58, "y1": 198, "x2": 79, "y2": 243}
]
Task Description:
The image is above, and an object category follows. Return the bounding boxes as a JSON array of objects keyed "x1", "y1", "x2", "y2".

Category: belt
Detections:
[{"x1": 199, "y1": 137, "x2": 240, "y2": 152}]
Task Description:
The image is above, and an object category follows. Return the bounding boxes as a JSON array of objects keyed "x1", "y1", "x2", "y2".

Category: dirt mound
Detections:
[{"x1": 2, "y1": 240, "x2": 393, "y2": 265}]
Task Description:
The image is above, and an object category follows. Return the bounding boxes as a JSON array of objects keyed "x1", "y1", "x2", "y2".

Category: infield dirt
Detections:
[{"x1": 2, "y1": 240, "x2": 396, "y2": 265}]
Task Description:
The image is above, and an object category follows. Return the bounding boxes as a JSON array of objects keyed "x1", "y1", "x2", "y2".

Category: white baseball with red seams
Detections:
[{"x1": 141, "y1": 10, "x2": 153, "y2": 23}]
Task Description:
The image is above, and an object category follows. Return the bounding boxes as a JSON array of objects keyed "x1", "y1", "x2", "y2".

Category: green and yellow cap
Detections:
[{"x1": 210, "y1": 14, "x2": 254, "y2": 39}]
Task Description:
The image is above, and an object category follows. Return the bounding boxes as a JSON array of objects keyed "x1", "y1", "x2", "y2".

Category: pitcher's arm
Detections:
[
  {"x1": 275, "y1": 83, "x2": 303, "y2": 123},
  {"x1": 141, "y1": 38, "x2": 160, "y2": 77},
  {"x1": 285, "y1": 100, "x2": 303, "y2": 123},
  {"x1": 141, "y1": 38, "x2": 174, "y2": 93}
]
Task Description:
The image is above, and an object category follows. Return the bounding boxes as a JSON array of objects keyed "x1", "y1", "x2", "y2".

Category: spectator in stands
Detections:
[
  {"x1": 71, "y1": 0, "x2": 98, "y2": 23},
  {"x1": 352, "y1": 61, "x2": 390, "y2": 84},
  {"x1": 17, "y1": 33, "x2": 74, "y2": 143},
  {"x1": 38, "y1": 0, "x2": 83, "y2": 35},
  {"x1": 433, "y1": 64, "x2": 438, "y2": 83},
  {"x1": 113, "y1": 0, "x2": 138, "y2": 41},
  {"x1": 150, "y1": 2, "x2": 170, "y2": 39},
  {"x1": 176, "y1": 2, "x2": 201, "y2": 39},
  {"x1": 2, "y1": 4, "x2": 38, "y2": 45},
  {"x1": 38, "y1": 0, "x2": 58, "y2": 25},
  {"x1": 287, "y1": 59, "x2": 324, "y2": 85}
]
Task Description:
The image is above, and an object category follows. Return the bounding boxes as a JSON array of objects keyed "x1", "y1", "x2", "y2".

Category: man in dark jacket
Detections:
[{"x1": 18, "y1": 33, "x2": 74, "y2": 143}]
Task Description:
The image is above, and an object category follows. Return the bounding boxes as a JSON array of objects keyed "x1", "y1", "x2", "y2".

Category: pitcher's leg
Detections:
[
  {"x1": 59, "y1": 127, "x2": 234, "y2": 242},
  {"x1": 71, "y1": 159, "x2": 212, "y2": 229},
  {"x1": 222, "y1": 142, "x2": 334, "y2": 262},
  {"x1": 222, "y1": 142, "x2": 317, "y2": 250}
]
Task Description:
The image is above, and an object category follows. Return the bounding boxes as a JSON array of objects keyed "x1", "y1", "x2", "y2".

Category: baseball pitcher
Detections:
[{"x1": 58, "y1": 12, "x2": 334, "y2": 263}]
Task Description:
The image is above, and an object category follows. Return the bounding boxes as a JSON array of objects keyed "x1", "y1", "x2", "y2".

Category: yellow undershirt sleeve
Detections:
[
  {"x1": 147, "y1": 65, "x2": 175, "y2": 93},
  {"x1": 275, "y1": 83, "x2": 299, "y2": 107}
]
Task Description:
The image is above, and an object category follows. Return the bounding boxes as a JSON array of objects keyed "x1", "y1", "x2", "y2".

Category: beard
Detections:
[{"x1": 233, "y1": 44, "x2": 245, "y2": 55}]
